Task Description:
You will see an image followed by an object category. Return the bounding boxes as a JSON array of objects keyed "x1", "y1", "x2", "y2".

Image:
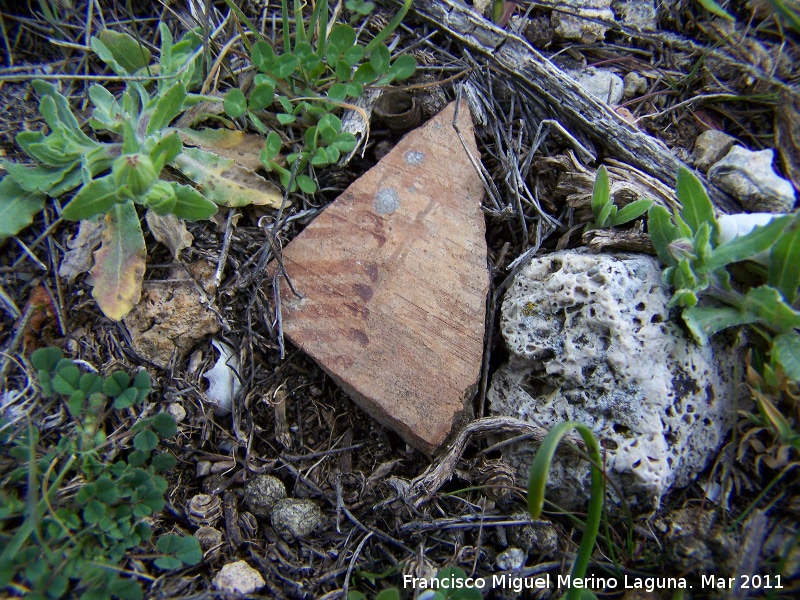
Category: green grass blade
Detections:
[{"x1": 527, "y1": 421, "x2": 604, "y2": 600}]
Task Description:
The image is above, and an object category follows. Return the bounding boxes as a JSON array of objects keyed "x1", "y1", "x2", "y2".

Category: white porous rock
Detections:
[
  {"x1": 552, "y1": 0, "x2": 614, "y2": 43},
  {"x1": 212, "y1": 560, "x2": 266, "y2": 595},
  {"x1": 488, "y1": 251, "x2": 739, "y2": 512},
  {"x1": 707, "y1": 146, "x2": 796, "y2": 212}
]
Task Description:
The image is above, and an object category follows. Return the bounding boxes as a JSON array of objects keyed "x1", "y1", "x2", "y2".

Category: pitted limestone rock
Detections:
[{"x1": 488, "y1": 251, "x2": 739, "y2": 511}]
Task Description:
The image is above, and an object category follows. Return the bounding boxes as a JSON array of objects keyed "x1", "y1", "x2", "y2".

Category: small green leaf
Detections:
[
  {"x1": 251, "y1": 41, "x2": 276, "y2": 73},
  {"x1": 152, "y1": 453, "x2": 178, "y2": 473},
  {"x1": 375, "y1": 590, "x2": 400, "y2": 600},
  {"x1": 127, "y1": 450, "x2": 150, "y2": 467},
  {"x1": 346, "y1": 82, "x2": 364, "y2": 98},
  {"x1": 328, "y1": 24, "x2": 357, "y2": 50},
  {"x1": 151, "y1": 412, "x2": 177, "y2": 438},
  {"x1": 332, "y1": 132, "x2": 358, "y2": 153},
  {"x1": 385, "y1": 54, "x2": 416, "y2": 82},
  {"x1": 610, "y1": 198, "x2": 653, "y2": 226},
  {"x1": 591, "y1": 166, "x2": 612, "y2": 226},
  {"x1": 31, "y1": 347, "x2": 63, "y2": 373},
  {"x1": 62, "y1": 176, "x2": 120, "y2": 221},
  {"x1": 343, "y1": 46, "x2": 365, "y2": 67},
  {"x1": 265, "y1": 131, "x2": 282, "y2": 160},
  {"x1": 370, "y1": 44, "x2": 391, "y2": 75},
  {"x1": 328, "y1": 83, "x2": 348, "y2": 102},
  {"x1": 278, "y1": 95, "x2": 293, "y2": 113},
  {"x1": 156, "y1": 534, "x2": 202, "y2": 567},
  {"x1": 154, "y1": 556, "x2": 183, "y2": 571},
  {"x1": 248, "y1": 82, "x2": 275, "y2": 111},
  {"x1": 677, "y1": 167, "x2": 717, "y2": 236},
  {"x1": 133, "y1": 370, "x2": 151, "y2": 400},
  {"x1": 53, "y1": 364, "x2": 81, "y2": 395},
  {"x1": 171, "y1": 183, "x2": 218, "y2": 220},
  {"x1": 134, "y1": 429, "x2": 159, "y2": 452},
  {"x1": 104, "y1": 371, "x2": 130, "y2": 396},
  {"x1": 223, "y1": 88, "x2": 247, "y2": 118},
  {"x1": 353, "y1": 63, "x2": 378, "y2": 85},
  {"x1": 113, "y1": 387, "x2": 139, "y2": 409},
  {"x1": 272, "y1": 53, "x2": 300, "y2": 79},
  {"x1": 277, "y1": 113, "x2": 296, "y2": 125},
  {"x1": 296, "y1": 175, "x2": 317, "y2": 194},
  {"x1": 79, "y1": 372, "x2": 103, "y2": 396}
]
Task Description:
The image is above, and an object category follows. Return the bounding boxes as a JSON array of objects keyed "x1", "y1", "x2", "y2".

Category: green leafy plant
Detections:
[
  {"x1": 586, "y1": 166, "x2": 653, "y2": 231},
  {"x1": 0, "y1": 24, "x2": 220, "y2": 320},
  {"x1": 222, "y1": 0, "x2": 416, "y2": 193},
  {"x1": 527, "y1": 422, "x2": 605, "y2": 600},
  {"x1": 0, "y1": 348, "x2": 200, "y2": 599},
  {"x1": 647, "y1": 167, "x2": 800, "y2": 381}
]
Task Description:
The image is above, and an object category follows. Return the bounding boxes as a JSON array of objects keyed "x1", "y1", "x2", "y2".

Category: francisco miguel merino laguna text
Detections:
[{"x1": 404, "y1": 573, "x2": 689, "y2": 594}]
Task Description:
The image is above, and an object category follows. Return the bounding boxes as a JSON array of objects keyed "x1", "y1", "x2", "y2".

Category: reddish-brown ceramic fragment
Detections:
[{"x1": 278, "y1": 101, "x2": 488, "y2": 454}]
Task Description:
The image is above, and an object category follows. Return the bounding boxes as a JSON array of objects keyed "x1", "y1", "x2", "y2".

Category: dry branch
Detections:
[{"x1": 397, "y1": 0, "x2": 741, "y2": 213}]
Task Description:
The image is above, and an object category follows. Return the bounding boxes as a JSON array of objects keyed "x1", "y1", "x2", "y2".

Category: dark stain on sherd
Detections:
[
  {"x1": 349, "y1": 328, "x2": 370, "y2": 347},
  {"x1": 352, "y1": 283, "x2": 374, "y2": 303},
  {"x1": 364, "y1": 263, "x2": 379, "y2": 282}
]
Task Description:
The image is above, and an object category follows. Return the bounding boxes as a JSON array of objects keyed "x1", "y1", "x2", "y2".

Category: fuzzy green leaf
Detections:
[
  {"x1": 91, "y1": 201, "x2": 146, "y2": 320},
  {"x1": 170, "y1": 183, "x2": 218, "y2": 220},
  {"x1": 768, "y1": 212, "x2": 800, "y2": 304},
  {"x1": 149, "y1": 132, "x2": 183, "y2": 172},
  {"x1": 2, "y1": 162, "x2": 72, "y2": 193},
  {"x1": 647, "y1": 205, "x2": 680, "y2": 266},
  {"x1": 146, "y1": 81, "x2": 187, "y2": 135},
  {"x1": 62, "y1": 176, "x2": 120, "y2": 221},
  {"x1": 703, "y1": 216, "x2": 792, "y2": 273},
  {"x1": 773, "y1": 331, "x2": 800, "y2": 383},
  {"x1": 152, "y1": 453, "x2": 178, "y2": 473},
  {"x1": 31, "y1": 80, "x2": 82, "y2": 131},
  {"x1": 677, "y1": 167, "x2": 717, "y2": 236},
  {"x1": 97, "y1": 29, "x2": 152, "y2": 74},
  {"x1": 0, "y1": 177, "x2": 46, "y2": 239},
  {"x1": 682, "y1": 305, "x2": 757, "y2": 345},
  {"x1": 743, "y1": 286, "x2": 800, "y2": 332},
  {"x1": 610, "y1": 198, "x2": 653, "y2": 226}
]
